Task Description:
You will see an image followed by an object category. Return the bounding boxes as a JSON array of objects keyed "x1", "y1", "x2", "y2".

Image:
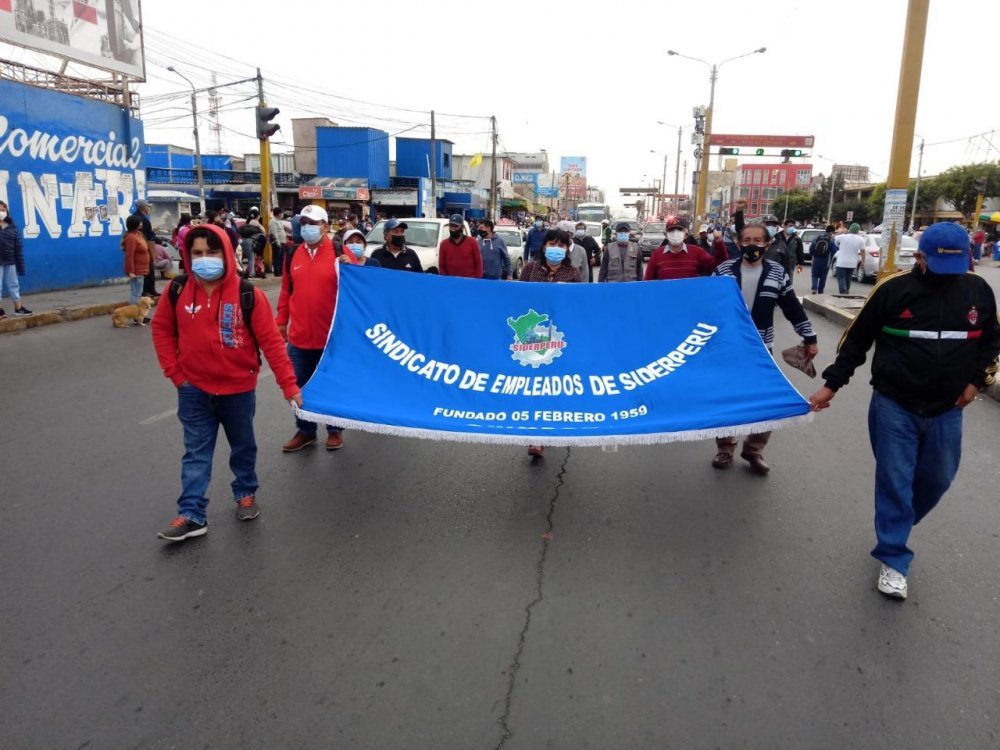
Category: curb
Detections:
[{"x1": 0, "y1": 277, "x2": 282, "y2": 335}]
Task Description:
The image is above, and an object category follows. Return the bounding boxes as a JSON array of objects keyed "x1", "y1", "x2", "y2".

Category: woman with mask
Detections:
[
  {"x1": 709, "y1": 222, "x2": 818, "y2": 475},
  {"x1": 0, "y1": 200, "x2": 30, "y2": 317},
  {"x1": 518, "y1": 228, "x2": 581, "y2": 457},
  {"x1": 343, "y1": 228, "x2": 380, "y2": 267}
]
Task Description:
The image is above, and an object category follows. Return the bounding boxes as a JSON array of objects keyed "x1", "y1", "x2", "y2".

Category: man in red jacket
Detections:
[
  {"x1": 276, "y1": 204, "x2": 357, "y2": 452},
  {"x1": 151, "y1": 223, "x2": 301, "y2": 542},
  {"x1": 438, "y1": 214, "x2": 483, "y2": 278},
  {"x1": 643, "y1": 216, "x2": 728, "y2": 280}
]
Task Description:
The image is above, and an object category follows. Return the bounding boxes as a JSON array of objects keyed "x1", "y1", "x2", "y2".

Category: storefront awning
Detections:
[{"x1": 979, "y1": 211, "x2": 1000, "y2": 223}]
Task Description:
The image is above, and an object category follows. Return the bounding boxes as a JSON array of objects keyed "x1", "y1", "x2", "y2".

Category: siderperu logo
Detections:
[{"x1": 507, "y1": 309, "x2": 566, "y2": 368}]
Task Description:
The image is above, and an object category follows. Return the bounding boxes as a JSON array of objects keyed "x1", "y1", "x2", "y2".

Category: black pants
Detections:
[{"x1": 142, "y1": 263, "x2": 158, "y2": 296}]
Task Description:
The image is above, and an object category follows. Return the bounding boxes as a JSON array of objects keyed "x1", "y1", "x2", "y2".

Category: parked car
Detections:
[
  {"x1": 796, "y1": 227, "x2": 826, "y2": 264},
  {"x1": 854, "y1": 233, "x2": 918, "y2": 282},
  {"x1": 495, "y1": 227, "x2": 525, "y2": 278},
  {"x1": 365, "y1": 218, "x2": 471, "y2": 273},
  {"x1": 638, "y1": 221, "x2": 666, "y2": 258}
]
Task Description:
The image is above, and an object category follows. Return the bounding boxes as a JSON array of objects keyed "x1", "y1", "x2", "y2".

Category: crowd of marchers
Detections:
[{"x1": 146, "y1": 199, "x2": 1000, "y2": 605}]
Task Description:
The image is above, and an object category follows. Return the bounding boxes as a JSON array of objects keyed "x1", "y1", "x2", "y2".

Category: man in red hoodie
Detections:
[
  {"x1": 276, "y1": 204, "x2": 357, "y2": 452},
  {"x1": 152, "y1": 223, "x2": 300, "y2": 542},
  {"x1": 438, "y1": 214, "x2": 483, "y2": 278}
]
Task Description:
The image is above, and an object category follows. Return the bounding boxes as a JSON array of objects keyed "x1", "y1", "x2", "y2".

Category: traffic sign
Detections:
[{"x1": 709, "y1": 134, "x2": 815, "y2": 148}]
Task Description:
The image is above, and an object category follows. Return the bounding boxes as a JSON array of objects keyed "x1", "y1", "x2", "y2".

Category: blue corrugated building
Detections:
[
  {"x1": 395, "y1": 138, "x2": 453, "y2": 180},
  {"x1": 316, "y1": 127, "x2": 390, "y2": 188}
]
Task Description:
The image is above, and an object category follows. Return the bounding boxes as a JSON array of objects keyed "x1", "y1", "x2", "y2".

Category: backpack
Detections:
[
  {"x1": 168, "y1": 273, "x2": 258, "y2": 347},
  {"x1": 812, "y1": 236, "x2": 832, "y2": 258}
]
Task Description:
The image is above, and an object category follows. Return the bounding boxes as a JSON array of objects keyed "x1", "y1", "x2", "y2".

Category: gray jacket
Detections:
[
  {"x1": 599, "y1": 241, "x2": 643, "y2": 282},
  {"x1": 568, "y1": 242, "x2": 590, "y2": 283}
]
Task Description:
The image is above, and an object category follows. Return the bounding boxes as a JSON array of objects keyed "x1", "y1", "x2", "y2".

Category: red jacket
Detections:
[
  {"x1": 438, "y1": 235, "x2": 483, "y2": 278},
  {"x1": 123, "y1": 232, "x2": 149, "y2": 277},
  {"x1": 643, "y1": 240, "x2": 728, "y2": 281},
  {"x1": 151, "y1": 223, "x2": 298, "y2": 399},
  {"x1": 276, "y1": 236, "x2": 358, "y2": 350}
]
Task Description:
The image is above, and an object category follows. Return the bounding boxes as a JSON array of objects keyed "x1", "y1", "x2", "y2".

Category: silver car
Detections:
[{"x1": 855, "y1": 234, "x2": 918, "y2": 282}]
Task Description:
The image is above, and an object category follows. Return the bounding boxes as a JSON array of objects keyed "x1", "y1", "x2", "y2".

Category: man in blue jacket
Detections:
[
  {"x1": 477, "y1": 220, "x2": 511, "y2": 280},
  {"x1": 524, "y1": 218, "x2": 547, "y2": 261}
]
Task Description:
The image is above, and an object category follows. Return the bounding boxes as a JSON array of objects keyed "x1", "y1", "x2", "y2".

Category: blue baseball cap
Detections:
[
  {"x1": 918, "y1": 223, "x2": 970, "y2": 275},
  {"x1": 383, "y1": 218, "x2": 408, "y2": 233}
]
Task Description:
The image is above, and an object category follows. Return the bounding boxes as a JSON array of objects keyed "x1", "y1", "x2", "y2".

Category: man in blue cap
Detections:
[
  {"x1": 809, "y1": 222, "x2": 1000, "y2": 600},
  {"x1": 371, "y1": 219, "x2": 423, "y2": 272}
]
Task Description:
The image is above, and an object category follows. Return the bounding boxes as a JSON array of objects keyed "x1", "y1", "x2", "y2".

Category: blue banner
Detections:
[{"x1": 297, "y1": 267, "x2": 811, "y2": 445}]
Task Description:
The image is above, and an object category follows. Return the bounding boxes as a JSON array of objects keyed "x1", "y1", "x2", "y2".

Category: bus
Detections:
[{"x1": 575, "y1": 202, "x2": 610, "y2": 223}]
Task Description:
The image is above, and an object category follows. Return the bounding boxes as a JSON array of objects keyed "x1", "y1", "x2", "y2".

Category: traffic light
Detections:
[
  {"x1": 719, "y1": 147, "x2": 740, "y2": 155},
  {"x1": 255, "y1": 106, "x2": 280, "y2": 139},
  {"x1": 975, "y1": 177, "x2": 988, "y2": 194},
  {"x1": 780, "y1": 149, "x2": 802, "y2": 158},
  {"x1": 755, "y1": 148, "x2": 765, "y2": 156}
]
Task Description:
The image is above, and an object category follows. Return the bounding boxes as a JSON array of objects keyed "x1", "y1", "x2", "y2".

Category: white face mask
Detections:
[
  {"x1": 0, "y1": 211, "x2": 6, "y2": 222},
  {"x1": 666, "y1": 230, "x2": 685, "y2": 246}
]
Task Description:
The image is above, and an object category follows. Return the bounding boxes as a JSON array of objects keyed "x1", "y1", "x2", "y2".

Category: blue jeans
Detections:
[
  {"x1": 811, "y1": 257, "x2": 829, "y2": 293},
  {"x1": 867, "y1": 391, "x2": 963, "y2": 575},
  {"x1": 835, "y1": 266, "x2": 852, "y2": 294},
  {"x1": 288, "y1": 344, "x2": 341, "y2": 435},
  {"x1": 1, "y1": 264, "x2": 21, "y2": 302},
  {"x1": 128, "y1": 276, "x2": 144, "y2": 305},
  {"x1": 176, "y1": 384, "x2": 258, "y2": 525}
]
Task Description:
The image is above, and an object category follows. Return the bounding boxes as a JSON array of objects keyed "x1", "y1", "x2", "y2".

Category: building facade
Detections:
[{"x1": 732, "y1": 163, "x2": 814, "y2": 219}]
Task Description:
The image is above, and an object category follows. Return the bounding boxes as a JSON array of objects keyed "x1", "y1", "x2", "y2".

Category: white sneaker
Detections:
[{"x1": 877, "y1": 564, "x2": 908, "y2": 600}]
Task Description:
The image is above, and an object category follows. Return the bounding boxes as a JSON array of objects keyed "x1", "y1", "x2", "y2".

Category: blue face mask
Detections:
[
  {"x1": 544, "y1": 247, "x2": 566, "y2": 265},
  {"x1": 191, "y1": 256, "x2": 225, "y2": 281},
  {"x1": 301, "y1": 225, "x2": 323, "y2": 245},
  {"x1": 534, "y1": 221, "x2": 543, "y2": 229},
  {"x1": 785, "y1": 226, "x2": 797, "y2": 235},
  {"x1": 574, "y1": 229, "x2": 586, "y2": 237},
  {"x1": 766, "y1": 225, "x2": 778, "y2": 238},
  {"x1": 616, "y1": 232, "x2": 630, "y2": 243},
  {"x1": 347, "y1": 243, "x2": 365, "y2": 259}
]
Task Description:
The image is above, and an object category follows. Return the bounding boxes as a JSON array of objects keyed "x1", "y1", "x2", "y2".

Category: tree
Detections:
[
  {"x1": 930, "y1": 162, "x2": 1000, "y2": 219},
  {"x1": 775, "y1": 190, "x2": 818, "y2": 223},
  {"x1": 831, "y1": 198, "x2": 873, "y2": 226}
]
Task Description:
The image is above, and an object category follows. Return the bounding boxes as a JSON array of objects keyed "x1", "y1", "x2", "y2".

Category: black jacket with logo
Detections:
[
  {"x1": 822, "y1": 268, "x2": 1000, "y2": 416},
  {"x1": 370, "y1": 244, "x2": 423, "y2": 272}
]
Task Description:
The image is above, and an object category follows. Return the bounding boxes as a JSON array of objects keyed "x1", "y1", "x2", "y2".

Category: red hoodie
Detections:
[
  {"x1": 438, "y1": 235, "x2": 483, "y2": 278},
  {"x1": 151, "y1": 223, "x2": 298, "y2": 399},
  {"x1": 276, "y1": 235, "x2": 357, "y2": 350}
]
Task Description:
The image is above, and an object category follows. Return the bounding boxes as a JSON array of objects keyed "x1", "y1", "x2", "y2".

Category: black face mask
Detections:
[
  {"x1": 389, "y1": 235, "x2": 405, "y2": 248},
  {"x1": 741, "y1": 244, "x2": 765, "y2": 262},
  {"x1": 449, "y1": 230, "x2": 463, "y2": 240}
]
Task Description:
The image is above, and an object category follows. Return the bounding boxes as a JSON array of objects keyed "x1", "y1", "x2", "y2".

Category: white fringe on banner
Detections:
[{"x1": 293, "y1": 407, "x2": 814, "y2": 447}]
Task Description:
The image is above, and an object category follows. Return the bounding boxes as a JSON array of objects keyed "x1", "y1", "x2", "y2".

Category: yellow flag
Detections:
[{"x1": 469, "y1": 153, "x2": 483, "y2": 168}]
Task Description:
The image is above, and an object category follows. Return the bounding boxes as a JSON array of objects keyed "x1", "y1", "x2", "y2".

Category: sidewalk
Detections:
[{"x1": 0, "y1": 276, "x2": 282, "y2": 334}]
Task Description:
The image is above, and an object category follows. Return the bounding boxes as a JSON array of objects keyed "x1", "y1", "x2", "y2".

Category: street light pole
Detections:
[
  {"x1": 667, "y1": 48, "x2": 766, "y2": 221},
  {"x1": 168, "y1": 66, "x2": 206, "y2": 217},
  {"x1": 909, "y1": 137, "x2": 924, "y2": 231}
]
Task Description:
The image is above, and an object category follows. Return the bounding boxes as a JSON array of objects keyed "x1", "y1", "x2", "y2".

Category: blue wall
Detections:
[
  {"x1": 145, "y1": 145, "x2": 229, "y2": 172},
  {"x1": 0, "y1": 79, "x2": 146, "y2": 292},
  {"x1": 316, "y1": 127, "x2": 389, "y2": 188},
  {"x1": 396, "y1": 138, "x2": 453, "y2": 180}
]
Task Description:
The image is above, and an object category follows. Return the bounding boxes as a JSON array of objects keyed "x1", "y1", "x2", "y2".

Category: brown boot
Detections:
[
  {"x1": 713, "y1": 437, "x2": 737, "y2": 469},
  {"x1": 325, "y1": 431, "x2": 344, "y2": 451},
  {"x1": 740, "y1": 451, "x2": 771, "y2": 475},
  {"x1": 282, "y1": 431, "x2": 317, "y2": 453}
]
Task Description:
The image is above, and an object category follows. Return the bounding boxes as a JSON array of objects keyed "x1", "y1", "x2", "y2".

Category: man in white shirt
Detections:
[{"x1": 833, "y1": 222, "x2": 865, "y2": 294}]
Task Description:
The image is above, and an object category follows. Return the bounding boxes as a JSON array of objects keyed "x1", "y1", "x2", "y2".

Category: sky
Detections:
[{"x1": 3, "y1": 0, "x2": 995, "y2": 213}]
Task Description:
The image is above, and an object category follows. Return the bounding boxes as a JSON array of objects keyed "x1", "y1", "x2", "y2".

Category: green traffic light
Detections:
[{"x1": 755, "y1": 149, "x2": 765, "y2": 156}]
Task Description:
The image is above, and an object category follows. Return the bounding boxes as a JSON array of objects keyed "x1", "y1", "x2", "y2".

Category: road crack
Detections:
[{"x1": 495, "y1": 447, "x2": 571, "y2": 750}]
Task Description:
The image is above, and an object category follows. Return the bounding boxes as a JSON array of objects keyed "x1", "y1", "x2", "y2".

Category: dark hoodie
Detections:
[{"x1": 152, "y1": 223, "x2": 298, "y2": 399}]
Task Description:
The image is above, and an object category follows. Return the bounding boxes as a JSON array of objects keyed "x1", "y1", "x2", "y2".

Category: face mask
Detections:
[
  {"x1": 785, "y1": 226, "x2": 797, "y2": 235},
  {"x1": 0, "y1": 211, "x2": 7, "y2": 222},
  {"x1": 544, "y1": 247, "x2": 566, "y2": 265},
  {"x1": 191, "y1": 256, "x2": 225, "y2": 281},
  {"x1": 666, "y1": 230, "x2": 685, "y2": 245},
  {"x1": 766, "y1": 225, "x2": 778, "y2": 238},
  {"x1": 390, "y1": 235, "x2": 406, "y2": 248},
  {"x1": 616, "y1": 232, "x2": 630, "y2": 243},
  {"x1": 574, "y1": 229, "x2": 586, "y2": 238},
  {"x1": 534, "y1": 222, "x2": 543, "y2": 229},
  {"x1": 301, "y1": 225, "x2": 323, "y2": 245},
  {"x1": 741, "y1": 244, "x2": 765, "y2": 263},
  {"x1": 479, "y1": 229, "x2": 489, "y2": 238},
  {"x1": 449, "y1": 229, "x2": 463, "y2": 240},
  {"x1": 347, "y1": 243, "x2": 366, "y2": 259}
]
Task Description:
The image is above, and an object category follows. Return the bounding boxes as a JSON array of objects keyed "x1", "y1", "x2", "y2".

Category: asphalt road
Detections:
[{"x1": 2, "y1": 274, "x2": 999, "y2": 749}]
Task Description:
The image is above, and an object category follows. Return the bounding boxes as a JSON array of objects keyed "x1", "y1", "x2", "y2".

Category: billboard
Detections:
[
  {"x1": 512, "y1": 171, "x2": 538, "y2": 185},
  {"x1": 0, "y1": 79, "x2": 146, "y2": 292},
  {"x1": 560, "y1": 156, "x2": 587, "y2": 177},
  {"x1": 709, "y1": 134, "x2": 814, "y2": 148},
  {"x1": 1, "y1": 0, "x2": 145, "y2": 80}
]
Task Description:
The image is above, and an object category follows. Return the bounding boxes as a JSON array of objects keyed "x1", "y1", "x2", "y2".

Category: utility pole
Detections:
[
  {"x1": 826, "y1": 169, "x2": 838, "y2": 226},
  {"x1": 167, "y1": 66, "x2": 206, "y2": 217},
  {"x1": 430, "y1": 110, "x2": 437, "y2": 218},
  {"x1": 256, "y1": 68, "x2": 273, "y2": 271},
  {"x1": 682, "y1": 160, "x2": 688, "y2": 217},
  {"x1": 674, "y1": 127, "x2": 682, "y2": 216},
  {"x1": 660, "y1": 154, "x2": 668, "y2": 220},
  {"x1": 489, "y1": 115, "x2": 498, "y2": 220},
  {"x1": 879, "y1": 0, "x2": 929, "y2": 278},
  {"x1": 909, "y1": 137, "x2": 924, "y2": 231},
  {"x1": 696, "y1": 65, "x2": 717, "y2": 221}
]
